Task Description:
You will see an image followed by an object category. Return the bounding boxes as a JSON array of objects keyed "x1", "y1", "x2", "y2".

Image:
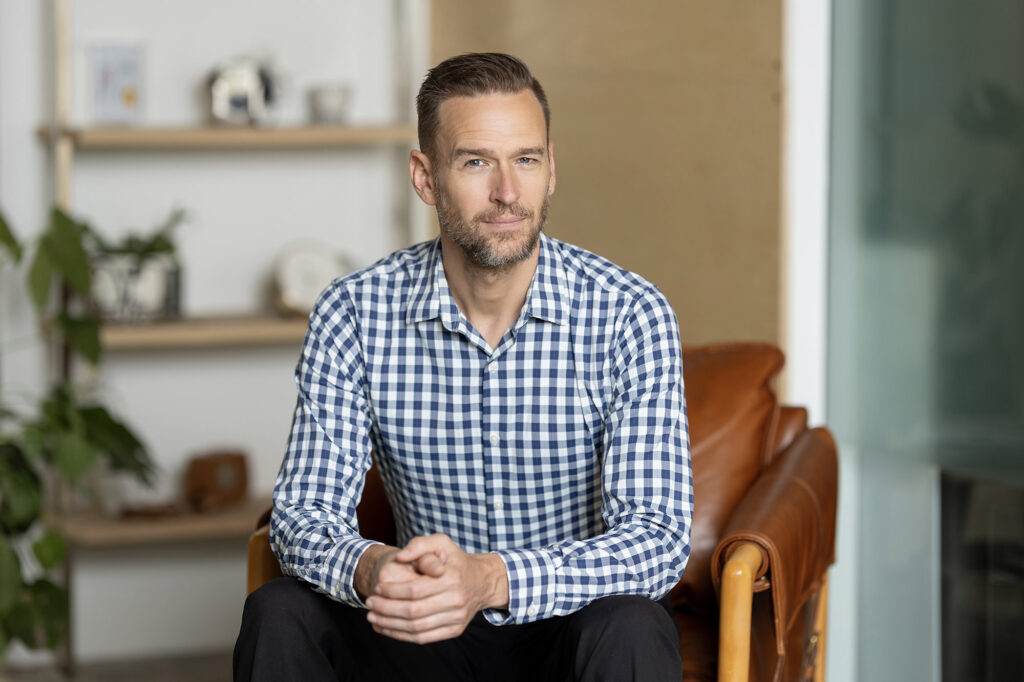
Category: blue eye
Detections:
[{"x1": 465, "y1": 159, "x2": 485, "y2": 167}]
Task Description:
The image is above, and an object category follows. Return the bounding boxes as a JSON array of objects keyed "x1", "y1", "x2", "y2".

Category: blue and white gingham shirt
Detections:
[{"x1": 271, "y1": 233, "x2": 692, "y2": 625}]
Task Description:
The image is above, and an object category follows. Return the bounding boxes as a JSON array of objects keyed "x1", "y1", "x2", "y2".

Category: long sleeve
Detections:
[
  {"x1": 269, "y1": 286, "x2": 381, "y2": 607},
  {"x1": 488, "y1": 290, "x2": 692, "y2": 624}
]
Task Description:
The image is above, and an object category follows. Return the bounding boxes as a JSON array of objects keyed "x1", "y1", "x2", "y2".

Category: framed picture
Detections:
[{"x1": 90, "y1": 43, "x2": 143, "y2": 124}]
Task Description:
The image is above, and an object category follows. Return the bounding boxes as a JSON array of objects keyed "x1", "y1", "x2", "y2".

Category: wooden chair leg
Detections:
[
  {"x1": 718, "y1": 542, "x2": 763, "y2": 682},
  {"x1": 812, "y1": 576, "x2": 829, "y2": 682}
]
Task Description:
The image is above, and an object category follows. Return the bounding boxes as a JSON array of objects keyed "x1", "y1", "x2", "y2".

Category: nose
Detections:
[{"x1": 490, "y1": 165, "x2": 520, "y2": 206}]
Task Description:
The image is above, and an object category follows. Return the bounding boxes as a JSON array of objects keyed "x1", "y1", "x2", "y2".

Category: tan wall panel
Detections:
[{"x1": 431, "y1": 0, "x2": 781, "y2": 345}]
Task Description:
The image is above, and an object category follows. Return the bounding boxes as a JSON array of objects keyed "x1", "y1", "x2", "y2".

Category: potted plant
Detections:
[
  {"x1": 83, "y1": 208, "x2": 185, "y2": 322},
  {"x1": 0, "y1": 207, "x2": 153, "y2": 658}
]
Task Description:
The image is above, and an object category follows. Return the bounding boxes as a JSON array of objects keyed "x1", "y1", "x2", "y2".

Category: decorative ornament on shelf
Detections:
[
  {"x1": 206, "y1": 56, "x2": 277, "y2": 126},
  {"x1": 272, "y1": 241, "x2": 353, "y2": 316},
  {"x1": 185, "y1": 451, "x2": 248, "y2": 513},
  {"x1": 308, "y1": 83, "x2": 351, "y2": 125}
]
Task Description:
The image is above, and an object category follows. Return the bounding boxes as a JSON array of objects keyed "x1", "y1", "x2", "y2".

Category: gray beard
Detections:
[{"x1": 435, "y1": 182, "x2": 549, "y2": 269}]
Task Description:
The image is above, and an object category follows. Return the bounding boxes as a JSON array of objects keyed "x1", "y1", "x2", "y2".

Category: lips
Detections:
[{"x1": 476, "y1": 205, "x2": 532, "y2": 227}]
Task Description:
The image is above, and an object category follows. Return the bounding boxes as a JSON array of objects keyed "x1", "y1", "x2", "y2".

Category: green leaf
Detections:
[
  {"x1": 40, "y1": 395, "x2": 63, "y2": 431},
  {"x1": 80, "y1": 406, "x2": 153, "y2": 485},
  {"x1": 0, "y1": 620, "x2": 9, "y2": 657},
  {"x1": 0, "y1": 476, "x2": 42, "y2": 536},
  {"x1": 0, "y1": 443, "x2": 43, "y2": 535},
  {"x1": 58, "y1": 314, "x2": 102, "y2": 365},
  {"x1": 32, "y1": 532, "x2": 66, "y2": 572},
  {"x1": 28, "y1": 580, "x2": 66, "y2": 648},
  {"x1": 4, "y1": 597, "x2": 36, "y2": 647},
  {"x1": 52, "y1": 432, "x2": 97, "y2": 486},
  {"x1": 46, "y1": 207, "x2": 92, "y2": 296},
  {"x1": 0, "y1": 537, "x2": 22, "y2": 616},
  {"x1": 20, "y1": 423, "x2": 45, "y2": 462},
  {"x1": 26, "y1": 241, "x2": 54, "y2": 313},
  {"x1": 0, "y1": 211, "x2": 22, "y2": 263},
  {"x1": 40, "y1": 385, "x2": 73, "y2": 431}
]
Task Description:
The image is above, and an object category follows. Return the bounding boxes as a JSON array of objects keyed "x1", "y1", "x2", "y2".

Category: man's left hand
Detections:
[{"x1": 364, "y1": 533, "x2": 509, "y2": 644}]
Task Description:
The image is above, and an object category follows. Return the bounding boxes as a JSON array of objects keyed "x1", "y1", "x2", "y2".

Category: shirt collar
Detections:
[
  {"x1": 403, "y1": 233, "x2": 570, "y2": 328},
  {"x1": 524, "y1": 233, "x2": 570, "y2": 326},
  {"x1": 404, "y1": 239, "x2": 444, "y2": 325}
]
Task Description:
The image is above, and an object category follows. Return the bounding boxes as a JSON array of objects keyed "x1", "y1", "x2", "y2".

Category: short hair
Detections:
[{"x1": 416, "y1": 53, "x2": 550, "y2": 162}]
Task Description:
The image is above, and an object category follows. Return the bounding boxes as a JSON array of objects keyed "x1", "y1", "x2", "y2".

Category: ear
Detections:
[
  {"x1": 409, "y1": 150, "x2": 437, "y2": 206},
  {"x1": 546, "y1": 141, "x2": 556, "y2": 197}
]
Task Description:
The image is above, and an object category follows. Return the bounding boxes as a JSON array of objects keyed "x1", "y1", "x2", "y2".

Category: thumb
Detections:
[{"x1": 414, "y1": 552, "x2": 446, "y2": 577}]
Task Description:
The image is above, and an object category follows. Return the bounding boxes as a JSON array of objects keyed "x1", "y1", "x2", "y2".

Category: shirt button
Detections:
[
  {"x1": 527, "y1": 604, "x2": 539, "y2": 617},
  {"x1": 489, "y1": 433, "x2": 500, "y2": 445},
  {"x1": 487, "y1": 362, "x2": 496, "y2": 373},
  {"x1": 493, "y1": 493, "x2": 502, "y2": 507}
]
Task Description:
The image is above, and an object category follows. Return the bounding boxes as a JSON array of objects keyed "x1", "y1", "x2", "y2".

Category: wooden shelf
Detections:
[
  {"x1": 37, "y1": 124, "x2": 417, "y2": 150},
  {"x1": 101, "y1": 314, "x2": 308, "y2": 350},
  {"x1": 46, "y1": 496, "x2": 271, "y2": 549}
]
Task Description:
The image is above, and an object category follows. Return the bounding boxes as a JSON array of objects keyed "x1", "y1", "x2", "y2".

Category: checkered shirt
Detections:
[{"x1": 271, "y1": 233, "x2": 692, "y2": 625}]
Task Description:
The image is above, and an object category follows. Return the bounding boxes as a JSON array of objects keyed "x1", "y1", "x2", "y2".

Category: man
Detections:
[{"x1": 235, "y1": 53, "x2": 692, "y2": 681}]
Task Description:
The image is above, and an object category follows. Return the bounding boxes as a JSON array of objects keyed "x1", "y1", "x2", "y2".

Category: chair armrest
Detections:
[
  {"x1": 718, "y1": 542, "x2": 764, "y2": 682},
  {"x1": 247, "y1": 523, "x2": 283, "y2": 595},
  {"x1": 711, "y1": 427, "x2": 838, "y2": 658}
]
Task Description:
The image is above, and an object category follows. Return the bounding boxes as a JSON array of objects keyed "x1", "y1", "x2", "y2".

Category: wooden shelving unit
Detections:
[
  {"x1": 38, "y1": 124, "x2": 417, "y2": 150},
  {"x1": 35, "y1": 0, "x2": 426, "y2": 667},
  {"x1": 100, "y1": 314, "x2": 308, "y2": 350},
  {"x1": 46, "y1": 497, "x2": 271, "y2": 549}
]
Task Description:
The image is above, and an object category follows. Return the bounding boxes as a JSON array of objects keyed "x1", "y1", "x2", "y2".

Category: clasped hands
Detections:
[{"x1": 355, "y1": 534, "x2": 509, "y2": 644}]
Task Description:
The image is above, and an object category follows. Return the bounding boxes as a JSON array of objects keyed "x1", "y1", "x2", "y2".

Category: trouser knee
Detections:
[
  {"x1": 241, "y1": 577, "x2": 319, "y2": 636},
  {"x1": 568, "y1": 595, "x2": 681, "y2": 681},
  {"x1": 235, "y1": 577, "x2": 356, "y2": 682},
  {"x1": 572, "y1": 594, "x2": 677, "y2": 641}
]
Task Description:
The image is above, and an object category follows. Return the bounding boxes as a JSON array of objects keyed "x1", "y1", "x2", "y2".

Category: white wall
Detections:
[{"x1": 1, "y1": 0, "x2": 428, "y2": 663}]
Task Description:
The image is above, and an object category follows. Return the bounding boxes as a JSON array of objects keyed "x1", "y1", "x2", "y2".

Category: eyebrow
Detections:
[{"x1": 451, "y1": 146, "x2": 547, "y2": 161}]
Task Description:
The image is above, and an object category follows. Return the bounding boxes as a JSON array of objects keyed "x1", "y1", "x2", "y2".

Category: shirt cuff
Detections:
[
  {"x1": 303, "y1": 536, "x2": 381, "y2": 608},
  {"x1": 486, "y1": 548, "x2": 559, "y2": 624}
]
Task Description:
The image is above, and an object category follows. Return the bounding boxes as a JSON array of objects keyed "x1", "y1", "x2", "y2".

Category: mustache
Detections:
[{"x1": 474, "y1": 203, "x2": 533, "y2": 223}]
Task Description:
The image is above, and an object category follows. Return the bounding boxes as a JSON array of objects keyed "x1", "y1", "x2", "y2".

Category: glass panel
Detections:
[{"x1": 829, "y1": 1, "x2": 1024, "y2": 679}]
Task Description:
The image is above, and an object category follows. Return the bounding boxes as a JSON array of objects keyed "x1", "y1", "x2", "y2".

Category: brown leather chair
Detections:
[{"x1": 247, "y1": 342, "x2": 838, "y2": 682}]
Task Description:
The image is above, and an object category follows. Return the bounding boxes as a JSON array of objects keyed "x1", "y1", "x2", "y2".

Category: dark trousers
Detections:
[{"x1": 234, "y1": 576, "x2": 681, "y2": 681}]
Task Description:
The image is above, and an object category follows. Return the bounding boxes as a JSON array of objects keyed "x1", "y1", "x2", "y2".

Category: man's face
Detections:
[{"x1": 428, "y1": 90, "x2": 555, "y2": 268}]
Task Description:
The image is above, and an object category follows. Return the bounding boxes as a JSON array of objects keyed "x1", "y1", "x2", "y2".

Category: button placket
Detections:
[{"x1": 481, "y1": 354, "x2": 505, "y2": 543}]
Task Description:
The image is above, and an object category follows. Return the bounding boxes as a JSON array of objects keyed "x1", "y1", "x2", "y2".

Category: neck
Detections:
[{"x1": 439, "y1": 234, "x2": 540, "y2": 350}]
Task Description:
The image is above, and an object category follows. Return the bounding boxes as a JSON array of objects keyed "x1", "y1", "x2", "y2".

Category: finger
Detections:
[
  {"x1": 372, "y1": 571, "x2": 456, "y2": 601},
  {"x1": 366, "y1": 587, "x2": 463, "y2": 620},
  {"x1": 366, "y1": 605, "x2": 464, "y2": 636},
  {"x1": 414, "y1": 552, "x2": 446, "y2": 577},
  {"x1": 395, "y1": 534, "x2": 452, "y2": 563},
  {"x1": 372, "y1": 622, "x2": 467, "y2": 645},
  {"x1": 376, "y1": 561, "x2": 419, "y2": 584}
]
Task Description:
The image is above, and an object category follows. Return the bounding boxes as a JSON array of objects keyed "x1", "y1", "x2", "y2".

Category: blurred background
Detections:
[{"x1": 0, "y1": 0, "x2": 1021, "y2": 680}]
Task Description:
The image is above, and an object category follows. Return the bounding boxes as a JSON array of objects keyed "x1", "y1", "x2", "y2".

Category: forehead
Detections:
[{"x1": 436, "y1": 90, "x2": 547, "y2": 155}]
